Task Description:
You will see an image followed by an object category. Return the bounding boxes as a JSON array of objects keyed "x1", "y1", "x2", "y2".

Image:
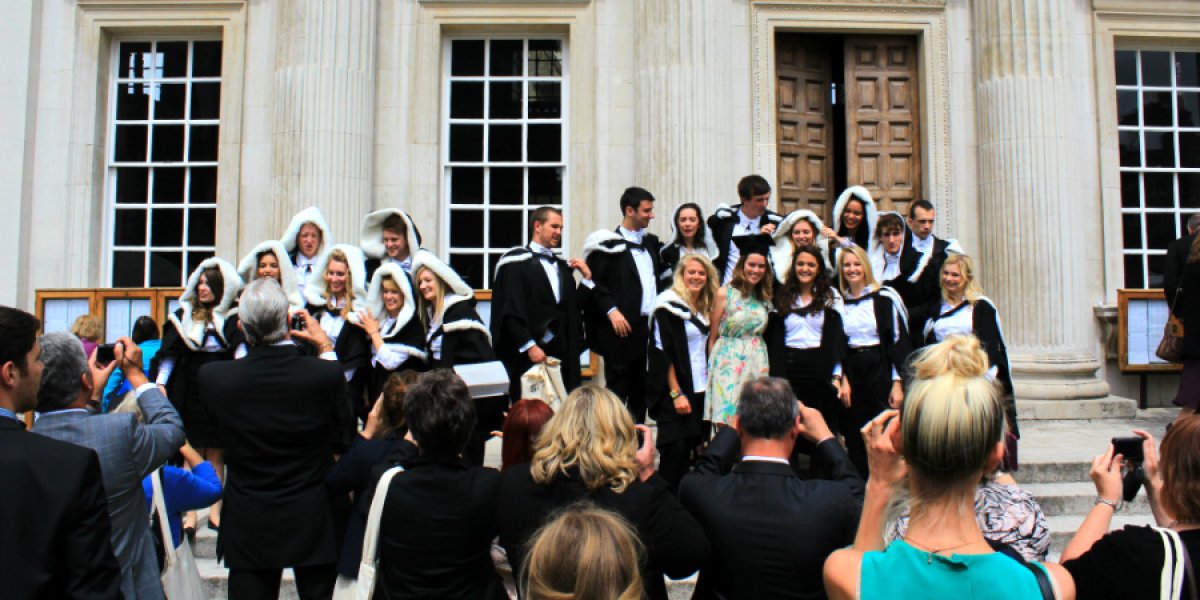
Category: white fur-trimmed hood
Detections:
[
  {"x1": 281, "y1": 206, "x2": 334, "y2": 256},
  {"x1": 771, "y1": 209, "x2": 831, "y2": 281},
  {"x1": 582, "y1": 229, "x2": 627, "y2": 261},
  {"x1": 359, "y1": 208, "x2": 423, "y2": 260},
  {"x1": 868, "y1": 210, "x2": 932, "y2": 284},
  {"x1": 666, "y1": 204, "x2": 718, "y2": 259},
  {"x1": 410, "y1": 249, "x2": 475, "y2": 314},
  {"x1": 170, "y1": 257, "x2": 243, "y2": 350},
  {"x1": 303, "y1": 244, "x2": 368, "y2": 321},
  {"x1": 650, "y1": 289, "x2": 708, "y2": 326},
  {"x1": 495, "y1": 246, "x2": 547, "y2": 274},
  {"x1": 832, "y1": 186, "x2": 879, "y2": 247},
  {"x1": 366, "y1": 262, "x2": 418, "y2": 338},
  {"x1": 237, "y1": 240, "x2": 305, "y2": 309}
]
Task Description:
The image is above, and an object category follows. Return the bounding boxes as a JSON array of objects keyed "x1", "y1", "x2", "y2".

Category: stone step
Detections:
[
  {"x1": 1013, "y1": 460, "x2": 1094, "y2": 484},
  {"x1": 1023, "y1": 481, "x2": 1153, "y2": 517},
  {"x1": 1046, "y1": 514, "x2": 1158, "y2": 560},
  {"x1": 1018, "y1": 397, "x2": 1138, "y2": 421}
]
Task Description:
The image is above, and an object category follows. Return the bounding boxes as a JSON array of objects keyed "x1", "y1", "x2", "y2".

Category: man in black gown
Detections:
[{"x1": 709, "y1": 175, "x2": 784, "y2": 284}]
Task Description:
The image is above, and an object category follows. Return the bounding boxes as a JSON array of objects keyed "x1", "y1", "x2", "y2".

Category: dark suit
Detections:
[
  {"x1": 1, "y1": 417, "x2": 122, "y2": 599},
  {"x1": 1165, "y1": 233, "x2": 1197, "y2": 309},
  {"x1": 904, "y1": 231, "x2": 955, "y2": 309},
  {"x1": 496, "y1": 464, "x2": 710, "y2": 600},
  {"x1": 202, "y1": 343, "x2": 345, "y2": 600},
  {"x1": 679, "y1": 427, "x2": 864, "y2": 600},
  {"x1": 376, "y1": 456, "x2": 506, "y2": 600}
]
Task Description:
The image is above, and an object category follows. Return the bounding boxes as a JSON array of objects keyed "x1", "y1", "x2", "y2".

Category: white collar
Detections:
[
  {"x1": 297, "y1": 254, "x2": 318, "y2": 265},
  {"x1": 529, "y1": 241, "x2": 554, "y2": 255},
  {"x1": 737, "y1": 208, "x2": 761, "y2": 227},
  {"x1": 618, "y1": 226, "x2": 645, "y2": 243},
  {"x1": 742, "y1": 455, "x2": 791, "y2": 465}
]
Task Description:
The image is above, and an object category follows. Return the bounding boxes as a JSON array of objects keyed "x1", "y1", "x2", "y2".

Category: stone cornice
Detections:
[
  {"x1": 1093, "y1": 0, "x2": 1200, "y2": 16},
  {"x1": 752, "y1": 0, "x2": 944, "y2": 8}
]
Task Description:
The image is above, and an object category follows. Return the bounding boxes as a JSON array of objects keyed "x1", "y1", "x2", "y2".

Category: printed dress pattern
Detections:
[{"x1": 706, "y1": 286, "x2": 770, "y2": 424}]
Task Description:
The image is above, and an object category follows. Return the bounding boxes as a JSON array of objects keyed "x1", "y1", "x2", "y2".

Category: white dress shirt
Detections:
[
  {"x1": 618, "y1": 226, "x2": 657, "y2": 316},
  {"x1": 932, "y1": 302, "x2": 974, "y2": 342},
  {"x1": 654, "y1": 317, "x2": 709, "y2": 394},
  {"x1": 426, "y1": 311, "x2": 444, "y2": 362},
  {"x1": 295, "y1": 254, "x2": 319, "y2": 293},
  {"x1": 371, "y1": 315, "x2": 413, "y2": 370},
  {"x1": 723, "y1": 208, "x2": 762, "y2": 284},
  {"x1": 881, "y1": 251, "x2": 901, "y2": 281},
  {"x1": 913, "y1": 234, "x2": 934, "y2": 256},
  {"x1": 841, "y1": 289, "x2": 900, "y2": 381}
]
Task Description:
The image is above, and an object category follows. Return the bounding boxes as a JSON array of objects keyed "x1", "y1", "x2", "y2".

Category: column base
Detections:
[{"x1": 1010, "y1": 352, "x2": 1137, "y2": 420}]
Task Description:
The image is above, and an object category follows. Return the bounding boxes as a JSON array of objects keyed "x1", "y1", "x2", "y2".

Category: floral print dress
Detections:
[{"x1": 706, "y1": 286, "x2": 771, "y2": 424}]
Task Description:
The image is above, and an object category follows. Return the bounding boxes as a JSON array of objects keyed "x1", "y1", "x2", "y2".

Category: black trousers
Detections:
[
  {"x1": 228, "y1": 564, "x2": 336, "y2": 600},
  {"x1": 840, "y1": 346, "x2": 891, "y2": 479},
  {"x1": 604, "y1": 320, "x2": 649, "y2": 423}
]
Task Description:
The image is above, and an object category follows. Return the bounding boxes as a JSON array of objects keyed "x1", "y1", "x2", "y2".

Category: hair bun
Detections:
[{"x1": 911, "y1": 334, "x2": 990, "y2": 380}]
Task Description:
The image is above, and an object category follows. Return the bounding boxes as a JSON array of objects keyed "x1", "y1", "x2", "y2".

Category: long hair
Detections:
[
  {"x1": 502, "y1": 399, "x2": 556, "y2": 471},
  {"x1": 1160, "y1": 415, "x2": 1200, "y2": 522},
  {"x1": 192, "y1": 266, "x2": 225, "y2": 324},
  {"x1": 521, "y1": 504, "x2": 645, "y2": 600},
  {"x1": 670, "y1": 254, "x2": 719, "y2": 316},
  {"x1": 838, "y1": 197, "x2": 871, "y2": 248},
  {"x1": 776, "y1": 244, "x2": 836, "y2": 317},
  {"x1": 729, "y1": 251, "x2": 773, "y2": 303},
  {"x1": 902, "y1": 335, "x2": 1005, "y2": 512},
  {"x1": 379, "y1": 370, "x2": 419, "y2": 437},
  {"x1": 324, "y1": 249, "x2": 357, "y2": 314},
  {"x1": 530, "y1": 386, "x2": 640, "y2": 493},
  {"x1": 836, "y1": 245, "x2": 879, "y2": 297},
  {"x1": 415, "y1": 266, "x2": 447, "y2": 328},
  {"x1": 941, "y1": 253, "x2": 985, "y2": 306},
  {"x1": 671, "y1": 203, "x2": 708, "y2": 250}
]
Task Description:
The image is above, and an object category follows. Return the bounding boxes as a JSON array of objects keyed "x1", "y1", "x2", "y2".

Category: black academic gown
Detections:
[
  {"x1": 708, "y1": 206, "x2": 784, "y2": 278},
  {"x1": 647, "y1": 293, "x2": 710, "y2": 446},
  {"x1": 490, "y1": 246, "x2": 588, "y2": 401},
  {"x1": 366, "y1": 315, "x2": 428, "y2": 403},
  {"x1": 307, "y1": 304, "x2": 371, "y2": 451},
  {"x1": 584, "y1": 230, "x2": 665, "y2": 358},
  {"x1": 154, "y1": 309, "x2": 243, "y2": 448},
  {"x1": 904, "y1": 231, "x2": 955, "y2": 309},
  {"x1": 766, "y1": 307, "x2": 848, "y2": 387},
  {"x1": 426, "y1": 298, "x2": 499, "y2": 466}
]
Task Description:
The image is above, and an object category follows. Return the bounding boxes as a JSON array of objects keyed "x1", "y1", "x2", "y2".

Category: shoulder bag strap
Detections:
[
  {"x1": 150, "y1": 469, "x2": 176, "y2": 570},
  {"x1": 361, "y1": 466, "x2": 406, "y2": 567},
  {"x1": 1158, "y1": 527, "x2": 1187, "y2": 600}
]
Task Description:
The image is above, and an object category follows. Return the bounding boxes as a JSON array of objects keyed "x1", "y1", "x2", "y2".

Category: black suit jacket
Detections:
[
  {"x1": 904, "y1": 232, "x2": 954, "y2": 308},
  {"x1": 585, "y1": 230, "x2": 665, "y2": 357},
  {"x1": 376, "y1": 456, "x2": 505, "y2": 600},
  {"x1": 202, "y1": 344, "x2": 346, "y2": 568},
  {"x1": 1, "y1": 418, "x2": 122, "y2": 599},
  {"x1": 496, "y1": 464, "x2": 710, "y2": 600},
  {"x1": 679, "y1": 427, "x2": 864, "y2": 600},
  {"x1": 708, "y1": 205, "x2": 784, "y2": 278}
]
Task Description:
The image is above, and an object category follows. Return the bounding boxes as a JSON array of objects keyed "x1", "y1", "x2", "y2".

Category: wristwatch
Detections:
[
  {"x1": 669, "y1": 390, "x2": 683, "y2": 400},
  {"x1": 1095, "y1": 496, "x2": 1122, "y2": 511}
]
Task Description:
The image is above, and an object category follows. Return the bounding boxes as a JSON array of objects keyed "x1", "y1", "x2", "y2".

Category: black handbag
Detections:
[{"x1": 1157, "y1": 285, "x2": 1186, "y2": 364}]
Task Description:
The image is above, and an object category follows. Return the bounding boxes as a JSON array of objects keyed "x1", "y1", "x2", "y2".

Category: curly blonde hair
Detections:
[
  {"x1": 940, "y1": 253, "x2": 985, "y2": 306},
  {"x1": 530, "y1": 386, "x2": 640, "y2": 493},
  {"x1": 670, "y1": 254, "x2": 719, "y2": 316}
]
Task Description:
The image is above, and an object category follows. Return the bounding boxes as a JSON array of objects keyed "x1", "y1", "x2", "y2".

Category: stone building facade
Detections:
[{"x1": 2, "y1": 0, "x2": 1198, "y2": 408}]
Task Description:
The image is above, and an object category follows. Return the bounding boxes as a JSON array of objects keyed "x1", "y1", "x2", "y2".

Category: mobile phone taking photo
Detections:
[{"x1": 95, "y1": 343, "x2": 117, "y2": 367}]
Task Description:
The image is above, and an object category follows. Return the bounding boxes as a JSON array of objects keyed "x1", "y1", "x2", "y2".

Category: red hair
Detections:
[{"x1": 501, "y1": 399, "x2": 555, "y2": 471}]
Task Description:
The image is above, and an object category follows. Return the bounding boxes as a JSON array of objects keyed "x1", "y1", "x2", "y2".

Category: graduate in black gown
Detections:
[
  {"x1": 868, "y1": 212, "x2": 931, "y2": 311},
  {"x1": 583, "y1": 187, "x2": 665, "y2": 424},
  {"x1": 237, "y1": 239, "x2": 307, "y2": 311},
  {"x1": 281, "y1": 206, "x2": 334, "y2": 297},
  {"x1": 359, "y1": 208, "x2": 422, "y2": 282},
  {"x1": 303, "y1": 244, "x2": 371, "y2": 450},
  {"x1": 821, "y1": 186, "x2": 879, "y2": 284},
  {"x1": 834, "y1": 245, "x2": 910, "y2": 478},
  {"x1": 647, "y1": 253, "x2": 719, "y2": 490},
  {"x1": 708, "y1": 175, "x2": 784, "y2": 285},
  {"x1": 770, "y1": 209, "x2": 831, "y2": 285},
  {"x1": 154, "y1": 256, "x2": 243, "y2": 529},
  {"x1": 903, "y1": 199, "x2": 965, "y2": 309},
  {"x1": 410, "y1": 249, "x2": 500, "y2": 465},
  {"x1": 490, "y1": 207, "x2": 593, "y2": 402},
  {"x1": 350, "y1": 262, "x2": 428, "y2": 405},
  {"x1": 658, "y1": 203, "x2": 719, "y2": 287},
  {"x1": 910, "y1": 253, "x2": 1020, "y2": 471}
]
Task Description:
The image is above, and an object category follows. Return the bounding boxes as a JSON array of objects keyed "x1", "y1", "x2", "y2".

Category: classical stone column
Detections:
[
  {"x1": 972, "y1": 0, "x2": 1118, "y2": 411},
  {"x1": 634, "y1": 1, "x2": 734, "y2": 215},
  {"x1": 273, "y1": 0, "x2": 377, "y2": 245}
]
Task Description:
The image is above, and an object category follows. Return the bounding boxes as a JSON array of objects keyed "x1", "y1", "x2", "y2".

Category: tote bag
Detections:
[{"x1": 151, "y1": 470, "x2": 206, "y2": 600}]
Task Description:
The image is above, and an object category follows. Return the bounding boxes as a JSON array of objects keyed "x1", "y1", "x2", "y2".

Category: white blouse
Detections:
[
  {"x1": 931, "y1": 302, "x2": 974, "y2": 342},
  {"x1": 654, "y1": 315, "x2": 709, "y2": 394}
]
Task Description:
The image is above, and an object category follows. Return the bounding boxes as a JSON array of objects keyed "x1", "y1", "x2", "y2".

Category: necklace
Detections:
[{"x1": 903, "y1": 535, "x2": 978, "y2": 564}]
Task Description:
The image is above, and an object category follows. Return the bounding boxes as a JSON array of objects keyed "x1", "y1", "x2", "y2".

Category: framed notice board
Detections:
[{"x1": 1117, "y1": 288, "x2": 1184, "y2": 373}]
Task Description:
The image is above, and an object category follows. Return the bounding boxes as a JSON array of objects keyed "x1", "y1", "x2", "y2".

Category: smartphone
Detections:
[
  {"x1": 1112, "y1": 436, "x2": 1145, "y2": 462},
  {"x1": 95, "y1": 343, "x2": 117, "y2": 366},
  {"x1": 290, "y1": 313, "x2": 307, "y2": 331}
]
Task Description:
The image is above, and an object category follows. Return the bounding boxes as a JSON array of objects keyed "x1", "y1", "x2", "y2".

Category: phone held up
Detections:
[
  {"x1": 290, "y1": 313, "x2": 307, "y2": 331},
  {"x1": 95, "y1": 343, "x2": 119, "y2": 367}
]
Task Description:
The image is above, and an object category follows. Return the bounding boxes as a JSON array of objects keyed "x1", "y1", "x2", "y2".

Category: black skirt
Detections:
[
  {"x1": 785, "y1": 347, "x2": 839, "y2": 432},
  {"x1": 175, "y1": 350, "x2": 228, "y2": 448}
]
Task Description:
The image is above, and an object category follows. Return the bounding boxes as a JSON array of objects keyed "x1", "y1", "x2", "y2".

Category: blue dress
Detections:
[{"x1": 860, "y1": 539, "x2": 1050, "y2": 599}]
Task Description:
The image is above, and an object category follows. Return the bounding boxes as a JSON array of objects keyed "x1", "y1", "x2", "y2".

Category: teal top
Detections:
[{"x1": 860, "y1": 540, "x2": 1049, "y2": 600}]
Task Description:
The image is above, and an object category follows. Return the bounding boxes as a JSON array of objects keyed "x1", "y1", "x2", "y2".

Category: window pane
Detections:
[
  {"x1": 1124, "y1": 254, "x2": 1145, "y2": 288},
  {"x1": 119, "y1": 42, "x2": 153, "y2": 79},
  {"x1": 1122, "y1": 213, "x2": 1142, "y2": 250},
  {"x1": 153, "y1": 167, "x2": 186, "y2": 204},
  {"x1": 449, "y1": 254, "x2": 484, "y2": 290},
  {"x1": 156, "y1": 83, "x2": 186, "y2": 119},
  {"x1": 189, "y1": 167, "x2": 217, "y2": 204},
  {"x1": 527, "y1": 125, "x2": 561, "y2": 162},
  {"x1": 1115, "y1": 50, "x2": 1137, "y2": 86},
  {"x1": 489, "y1": 82, "x2": 522, "y2": 119},
  {"x1": 451, "y1": 167, "x2": 484, "y2": 204},
  {"x1": 151, "y1": 125, "x2": 185, "y2": 162},
  {"x1": 450, "y1": 210, "x2": 483, "y2": 248},
  {"x1": 117, "y1": 85, "x2": 150, "y2": 121},
  {"x1": 116, "y1": 167, "x2": 149, "y2": 204},
  {"x1": 528, "y1": 82, "x2": 561, "y2": 119},
  {"x1": 488, "y1": 125, "x2": 522, "y2": 162},
  {"x1": 188, "y1": 208, "x2": 216, "y2": 246},
  {"x1": 490, "y1": 210, "x2": 523, "y2": 248},
  {"x1": 114, "y1": 125, "x2": 148, "y2": 162},
  {"x1": 1147, "y1": 213, "x2": 1177, "y2": 250},
  {"x1": 192, "y1": 41, "x2": 222, "y2": 77},
  {"x1": 1180, "y1": 213, "x2": 1199, "y2": 236},
  {"x1": 1120, "y1": 171, "x2": 1140, "y2": 208},
  {"x1": 151, "y1": 208, "x2": 184, "y2": 246},
  {"x1": 529, "y1": 167, "x2": 563, "y2": 205},
  {"x1": 489, "y1": 168, "x2": 524, "y2": 205},
  {"x1": 188, "y1": 125, "x2": 219, "y2": 162},
  {"x1": 1148, "y1": 254, "x2": 1166, "y2": 288},
  {"x1": 449, "y1": 125, "x2": 483, "y2": 162},
  {"x1": 186, "y1": 251, "x2": 213, "y2": 277},
  {"x1": 114, "y1": 209, "x2": 147, "y2": 246},
  {"x1": 1144, "y1": 172, "x2": 1174, "y2": 208},
  {"x1": 150, "y1": 251, "x2": 183, "y2": 286},
  {"x1": 1181, "y1": 132, "x2": 1200, "y2": 168},
  {"x1": 1178, "y1": 52, "x2": 1200, "y2": 88},
  {"x1": 191, "y1": 82, "x2": 221, "y2": 119},
  {"x1": 528, "y1": 40, "x2": 563, "y2": 77},
  {"x1": 1144, "y1": 131, "x2": 1175, "y2": 168},
  {"x1": 450, "y1": 82, "x2": 484, "y2": 119},
  {"x1": 1181, "y1": 173, "x2": 1200, "y2": 209},
  {"x1": 451, "y1": 40, "x2": 485, "y2": 76},
  {"x1": 490, "y1": 40, "x2": 523, "y2": 76},
  {"x1": 1143, "y1": 91, "x2": 1173, "y2": 126},
  {"x1": 113, "y1": 251, "x2": 146, "y2": 287},
  {"x1": 1143, "y1": 51, "x2": 1172, "y2": 87},
  {"x1": 159, "y1": 42, "x2": 188, "y2": 78},
  {"x1": 1178, "y1": 92, "x2": 1200, "y2": 127}
]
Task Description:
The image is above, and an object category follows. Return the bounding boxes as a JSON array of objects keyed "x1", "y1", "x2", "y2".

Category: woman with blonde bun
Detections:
[
  {"x1": 824, "y1": 335, "x2": 1074, "y2": 600},
  {"x1": 522, "y1": 504, "x2": 645, "y2": 600}
]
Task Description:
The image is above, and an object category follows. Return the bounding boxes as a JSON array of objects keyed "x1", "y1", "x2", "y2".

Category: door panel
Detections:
[
  {"x1": 844, "y1": 36, "x2": 921, "y2": 216},
  {"x1": 775, "y1": 34, "x2": 834, "y2": 218}
]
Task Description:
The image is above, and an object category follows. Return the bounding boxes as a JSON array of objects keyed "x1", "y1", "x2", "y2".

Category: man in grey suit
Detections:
[{"x1": 33, "y1": 331, "x2": 186, "y2": 600}]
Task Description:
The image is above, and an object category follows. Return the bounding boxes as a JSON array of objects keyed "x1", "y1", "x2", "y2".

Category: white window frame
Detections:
[
  {"x1": 1115, "y1": 46, "x2": 1200, "y2": 288},
  {"x1": 440, "y1": 35, "x2": 570, "y2": 290},
  {"x1": 104, "y1": 36, "x2": 222, "y2": 288}
]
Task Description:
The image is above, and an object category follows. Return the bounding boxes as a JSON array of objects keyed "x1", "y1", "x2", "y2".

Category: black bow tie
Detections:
[
  {"x1": 304, "y1": 264, "x2": 313, "y2": 274},
  {"x1": 625, "y1": 239, "x2": 648, "y2": 252},
  {"x1": 534, "y1": 251, "x2": 558, "y2": 264},
  {"x1": 326, "y1": 307, "x2": 342, "y2": 318}
]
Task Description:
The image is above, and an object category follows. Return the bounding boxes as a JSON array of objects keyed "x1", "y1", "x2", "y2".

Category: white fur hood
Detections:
[
  {"x1": 771, "y1": 209, "x2": 831, "y2": 281},
  {"x1": 410, "y1": 249, "x2": 475, "y2": 315},
  {"x1": 582, "y1": 229, "x2": 627, "y2": 261},
  {"x1": 832, "y1": 186, "x2": 879, "y2": 246},
  {"x1": 281, "y1": 206, "x2": 334, "y2": 256},
  {"x1": 650, "y1": 289, "x2": 708, "y2": 325},
  {"x1": 170, "y1": 257, "x2": 243, "y2": 349},
  {"x1": 359, "y1": 208, "x2": 423, "y2": 260},
  {"x1": 303, "y1": 244, "x2": 368, "y2": 321},
  {"x1": 366, "y1": 262, "x2": 418, "y2": 338},
  {"x1": 237, "y1": 240, "x2": 305, "y2": 309}
]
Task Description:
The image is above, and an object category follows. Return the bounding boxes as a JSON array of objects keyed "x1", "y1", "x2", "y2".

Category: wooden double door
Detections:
[{"x1": 775, "y1": 33, "x2": 921, "y2": 222}]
